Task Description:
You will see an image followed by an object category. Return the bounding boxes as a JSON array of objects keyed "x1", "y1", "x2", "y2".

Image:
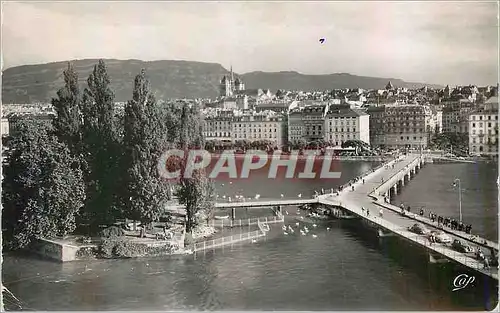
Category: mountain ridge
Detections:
[{"x1": 2, "y1": 58, "x2": 443, "y2": 103}]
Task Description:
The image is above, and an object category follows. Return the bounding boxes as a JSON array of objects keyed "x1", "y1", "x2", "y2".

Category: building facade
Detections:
[
  {"x1": 441, "y1": 100, "x2": 476, "y2": 133},
  {"x1": 287, "y1": 106, "x2": 306, "y2": 143},
  {"x1": 468, "y1": 96, "x2": 498, "y2": 155},
  {"x1": 324, "y1": 105, "x2": 370, "y2": 146},
  {"x1": 367, "y1": 104, "x2": 435, "y2": 149},
  {"x1": 201, "y1": 109, "x2": 234, "y2": 143},
  {"x1": 232, "y1": 111, "x2": 285, "y2": 147}
]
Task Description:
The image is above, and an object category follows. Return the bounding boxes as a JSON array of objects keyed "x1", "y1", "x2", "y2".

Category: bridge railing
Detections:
[
  {"x1": 373, "y1": 200, "x2": 498, "y2": 252},
  {"x1": 364, "y1": 213, "x2": 496, "y2": 278}
]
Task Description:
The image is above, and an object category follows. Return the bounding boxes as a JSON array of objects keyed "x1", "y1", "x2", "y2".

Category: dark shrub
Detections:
[{"x1": 98, "y1": 226, "x2": 125, "y2": 238}]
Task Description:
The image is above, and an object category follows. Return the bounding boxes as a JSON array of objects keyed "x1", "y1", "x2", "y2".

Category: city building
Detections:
[
  {"x1": 232, "y1": 110, "x2": 285, "y2": 147},
  {"x1": 287, "y1": 106, "x2": 306, "y2": 143},
  {"x1": 468, "y1": 96, "x2": 498, "y2": 156},
  {"x1": 367, "y1": 104, "x2": 435, "y2": 149},
  {"x1": 201, "y1": 109, "x2": 234, "y2": 144},
  {"x1": 324, "y1": 104, "x2": 370, "y2": 146},
  {"x1": 441, "y1": 99, "x2": 476, "y2": 133}
]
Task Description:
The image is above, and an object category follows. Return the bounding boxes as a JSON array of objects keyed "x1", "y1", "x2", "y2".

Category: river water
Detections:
[{"x1": 2, "y1": 160, "x2": 498, "y2": 311}]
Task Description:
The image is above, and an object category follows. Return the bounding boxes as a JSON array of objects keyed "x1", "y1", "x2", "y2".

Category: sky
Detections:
[{"x1": 2, "y1": 1, "x2": 499, "y2": 86}]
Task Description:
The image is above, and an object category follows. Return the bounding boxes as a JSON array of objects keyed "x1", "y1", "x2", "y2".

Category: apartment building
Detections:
[
  {"x1": 441, "y1": 99, "x2": 476, "y2": 133},
  {"x1": 201, "y1": 109, "x2": 234, "y2": 143},
  {"x1": 468, "y1": 96, "x2": 498, "y2": 156},
  {"x1": 232, "y1": 110, "x2": 285, "y2": 147},
  {"x1": 324, "y1": 105, "x2": 370, "y2": 146},
  {"x1": 367, "y1": 104, "x2": 435, "y2": 149}
]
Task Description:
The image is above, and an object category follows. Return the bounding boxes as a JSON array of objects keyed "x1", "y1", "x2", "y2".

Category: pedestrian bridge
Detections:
[{"x1": 165, "y1": 153, "x2": 498, "y2": 280}]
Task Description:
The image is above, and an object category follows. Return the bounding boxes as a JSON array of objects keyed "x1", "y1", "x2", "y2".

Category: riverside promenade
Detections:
[{"x1": 319, "y1": 153, "x2": 498, "y2": 281}]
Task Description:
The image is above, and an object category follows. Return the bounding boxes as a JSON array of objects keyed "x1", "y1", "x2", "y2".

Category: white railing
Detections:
[
  {"x1": 193, "y1": 229, "x2": 265, "y2": 252},
  {"x1": 208, "y1": 215, "x2": 284, "y2": 228},
  {"x1": 355, "y1": 211, "x2": 497, "y2": 279}
]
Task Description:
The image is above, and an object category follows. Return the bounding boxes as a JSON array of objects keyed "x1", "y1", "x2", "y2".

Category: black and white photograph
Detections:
[{"x1": 1, "y1": 1, "x2": 499, "y2": 311}]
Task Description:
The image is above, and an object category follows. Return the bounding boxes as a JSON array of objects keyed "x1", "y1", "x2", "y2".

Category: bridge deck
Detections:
[{"x1": 318, "y1": 154, "x2": 498, "y2": 280}]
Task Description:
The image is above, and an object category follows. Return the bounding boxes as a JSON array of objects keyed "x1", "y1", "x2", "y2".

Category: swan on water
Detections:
[
  {"x1": 312, "y1": 234, "x2": 318, "y2": 238},
  {"x1": 284, "y1": 232, "x2": 289, "y2": 235},
  {"x1": 295, "y1": 222, "x2": 300, "y2": 226},
  {"x1": 312, "y1": 224, "x2": 317, "y2": 228}
]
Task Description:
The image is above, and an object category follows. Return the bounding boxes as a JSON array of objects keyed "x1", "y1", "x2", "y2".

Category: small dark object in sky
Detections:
[{"x1": 319, "y1": 38, "x2": 325, "y2": 43}]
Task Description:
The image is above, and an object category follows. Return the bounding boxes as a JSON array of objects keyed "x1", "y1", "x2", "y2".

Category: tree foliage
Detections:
[
  {"x1": 429, "y1": 132, "x2": 469, "y2": 154},
  {"x1": 122, "y1": 70, "x2": 170, "y2": 229},
  {"x1": 176, "y1": 169, "x2": 215, "y2": 233},
  {"x1": 2, "y1": 119, "x2": 86, "y2": 250},
  {"x1": 51, "y1": 63, "x2": 83, "y2": 155},
  {"x1": 79, "y1": 60, "x2": 122, "y2": 226}
]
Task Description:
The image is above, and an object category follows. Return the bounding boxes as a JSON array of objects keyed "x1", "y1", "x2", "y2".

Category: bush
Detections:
[
  {"x1": 113, "y1": 240, "x2": 147, "y2": 258},
  {"x1": 76, "y1": 246, "x2": 98, "y2": 259},
  {"x1": 98, "y1": 238, "x2": 117, "y2": 258},
  {"x1": 98, "y1": 226, "x2": 125, "y2": 238},
  {"x1": 97, "y1": 237, "x2": 175, "y2": 258}
]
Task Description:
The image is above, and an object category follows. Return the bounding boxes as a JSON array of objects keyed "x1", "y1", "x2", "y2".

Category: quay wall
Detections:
[{"x1": 31, "y1": 238, "x2": 93, "y2": 262}]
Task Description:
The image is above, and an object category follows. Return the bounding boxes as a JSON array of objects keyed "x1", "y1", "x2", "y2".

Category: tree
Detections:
[
  {"x1": 122, "y1": 70, "x2": 170, "y2": 233},
  {"x1": 51, "y1": 62, "x2": 83, "y2": 155},
  {"x1": 80, "y1": 60, "x2": 122, "y2": 227},
  {"x1": 2, "y1": 119, "x2": 86, "y2": 250},
  {"x1": 176, "y1": 169, "x2": 215, "y2": 233}
]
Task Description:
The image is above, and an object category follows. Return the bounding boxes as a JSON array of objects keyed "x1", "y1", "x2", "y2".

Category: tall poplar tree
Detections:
[
  {"x1": 122, "y1": 70, "x2": 170, "y2": 231},
  {"x1": 80, "y1": 60, "x2": 122, "y2": 227},
  {"x1": 51, "y1": 62, "x2": 83, "y2": 155}
]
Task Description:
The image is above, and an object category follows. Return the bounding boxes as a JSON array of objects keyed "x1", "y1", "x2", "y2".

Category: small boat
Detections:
[{"x1": 214, "y1": 215, "x2": 230, "y2": 220}]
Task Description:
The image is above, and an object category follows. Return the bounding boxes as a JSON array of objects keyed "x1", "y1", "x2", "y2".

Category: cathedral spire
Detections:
[{"x1": 230, "y1": 65, "x2": 234, "y2": 82}]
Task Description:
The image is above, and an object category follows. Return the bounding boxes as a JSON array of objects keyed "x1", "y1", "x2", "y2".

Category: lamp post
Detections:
[{"x1": 453, "y1": 178, "x2": 462, "y2": 223}]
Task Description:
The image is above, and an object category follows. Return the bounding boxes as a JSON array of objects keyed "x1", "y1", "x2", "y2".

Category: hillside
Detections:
[{"x1": 2, "y1": 59, "x2": 442, "y2": 103}]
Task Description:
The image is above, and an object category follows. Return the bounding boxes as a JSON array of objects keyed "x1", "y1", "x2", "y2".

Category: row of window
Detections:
[
  {"x1": 471, "y1": 122, "x2": 498, "y2": 128},
  {"x1": 470, "y1": 145, "x2": 498, "y2": 152},
  {"x1": 471, "y1": 129, "x2": 499, "y2": 135},
  {"x1": 234, "y1": 129, "x2": 278, "y2": 133},
  {"x1": 471, "y1": 137, "x2": 498, "y2": 144},
  {"x1": 471, "y1": 115, "x2": 498, "y2": 121},
  {"x1": 234, "y1": 134, "x2": 279, "y2": 140}
]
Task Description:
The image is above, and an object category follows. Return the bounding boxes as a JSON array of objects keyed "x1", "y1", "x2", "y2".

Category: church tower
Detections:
[{"x1": 219, "y1": 65, "x2": 242, "y2": 97}]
